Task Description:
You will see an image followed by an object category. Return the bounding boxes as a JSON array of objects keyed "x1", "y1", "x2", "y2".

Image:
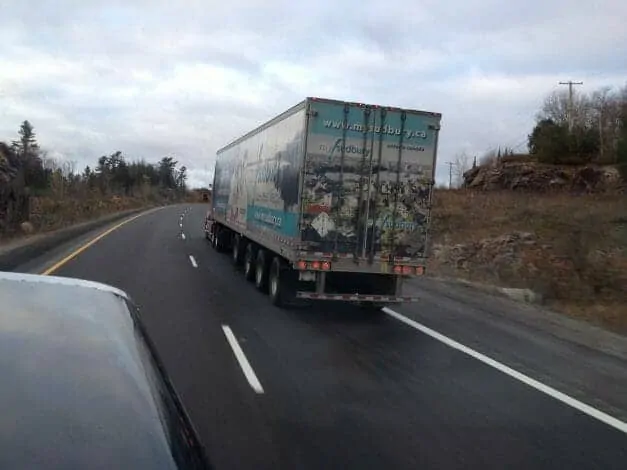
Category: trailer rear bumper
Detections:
[{"x1": 296, "y1": 292, "x2": 419, "y2": 302}]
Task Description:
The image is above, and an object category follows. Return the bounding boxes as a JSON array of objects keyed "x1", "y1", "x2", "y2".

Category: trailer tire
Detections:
[
  {"x1": 268, "y1": 257, "x2": 294, "y2": 307},
  {"x1": 243, "y1": 244, "x2": 256, "y2": 282},
  {"x1": 254, "y1": 249, "x2": 268, "y2": 292},
  {"x1": 214, "y1": 227, "x2": 229, "y2": 253},
  {"x1": 232, "y1": 235, "x2": 244, "y2": 266},
  {"x1": 211, "y1": 226, "x2": 221, "y2": 251}
]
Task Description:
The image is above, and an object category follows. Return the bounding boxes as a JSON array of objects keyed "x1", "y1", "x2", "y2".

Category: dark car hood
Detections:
[{"x1": 0, "y1": 272, "x2": 211, "y2": 470}]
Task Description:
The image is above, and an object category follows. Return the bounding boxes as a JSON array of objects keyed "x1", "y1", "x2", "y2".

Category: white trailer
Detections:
[{"x1": 205, "y1": 97, "x2": 442, "y2": 308}]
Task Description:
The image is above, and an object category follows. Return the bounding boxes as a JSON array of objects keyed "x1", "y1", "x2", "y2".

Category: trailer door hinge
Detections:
[{"x1": 307, "y1": 110, "x2": 318, "y2": 117}]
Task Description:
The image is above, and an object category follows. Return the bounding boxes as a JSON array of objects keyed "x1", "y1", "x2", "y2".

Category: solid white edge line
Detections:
[
  {"x1": 222, "y1": 325, "x2": 264, "y2": 394},
  {"x1": 188, "y1": 255, "x2": 198, "y2": 268},
  {"x1": 383, "y1": 307, "x2": 627, "y2": 434}
]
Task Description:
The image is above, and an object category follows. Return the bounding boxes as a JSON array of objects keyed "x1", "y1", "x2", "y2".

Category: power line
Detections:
[{"x1": 559, "y1": 80, "x2": 583, "y2": 132}]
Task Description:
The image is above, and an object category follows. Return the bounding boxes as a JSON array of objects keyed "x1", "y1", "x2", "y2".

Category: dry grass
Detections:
[
  {"x1": 28, "y1": 195, "x2": 149, "y2": 232},
  {"x1": 0, "y1": 195, "x2": 153, "y2": 244},
  {"x1": 0, "y1": 190, "x2": 202, "y2": 243},
  {"x1": 428, "y1": 189, "x2": 627, "y2": 332}
]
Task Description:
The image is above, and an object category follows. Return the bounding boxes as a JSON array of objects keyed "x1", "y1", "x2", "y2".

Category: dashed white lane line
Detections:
[
  {"x1": 181, "y1": 233, "x2": 186, "y2": 240},
  {"x1": 222, "y1": 325, "x2": 264, "y2": 394},
  {"x1": 188, "y1": 255, "x2": 198, "y2": 268},
  {"x1": 383, "y1": 307, "x2": 627, "y2": 434}
]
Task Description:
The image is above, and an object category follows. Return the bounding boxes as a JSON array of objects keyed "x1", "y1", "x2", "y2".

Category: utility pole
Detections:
[
  {"x1": 445, "y1": 162, "x2": 454, "y2": 188},
  {"x1": 559, "y1": 80, "x2": 583, "y2": 132}
]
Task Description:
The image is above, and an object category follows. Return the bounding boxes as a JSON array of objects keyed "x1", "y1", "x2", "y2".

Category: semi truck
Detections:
[{"x1": 204, "y1": 97, "x2": 441, "y2": 308}]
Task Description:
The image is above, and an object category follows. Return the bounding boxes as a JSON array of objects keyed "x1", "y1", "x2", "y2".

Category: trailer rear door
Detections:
[{"x1": 300, "y1": 98, "x2": 441, "y2": 261}]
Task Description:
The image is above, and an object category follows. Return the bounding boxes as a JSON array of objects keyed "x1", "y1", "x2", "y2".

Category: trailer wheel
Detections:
[
  {"x1": 214, "y1": 227, "x2": 229, "y2": 253},
  {"x1": 243, "y1": 244, "x2": 256, "y2": 282},
  {"x1": 232, "y1": 235, "x2": 244, "y2": 266},
  {"x1": 212, "y1": 226, "x2": 221, "y2": 251},
  {"x1": 268, "y1": 257, "x2": 294, "y2": 307},
  {"x1": 254, "y1": 249, "x2": 268, "y2": 292}
]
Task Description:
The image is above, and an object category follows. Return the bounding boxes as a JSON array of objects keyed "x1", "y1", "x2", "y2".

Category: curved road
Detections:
[{"x1": 14, "y1": 204, "x2": 627, "y2": 469}]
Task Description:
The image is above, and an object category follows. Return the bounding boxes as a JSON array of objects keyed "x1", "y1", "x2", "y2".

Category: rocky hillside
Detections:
[
  {"x1": 462, "y1": 159, "x2": 623, "y2": 192},
  {"x1": 428, "y1": 189, "x2": 627, "y2": 332}
]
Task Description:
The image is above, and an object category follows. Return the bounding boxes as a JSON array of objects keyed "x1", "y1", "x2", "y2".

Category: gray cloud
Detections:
[{"x1": 0, "y1": 0, "x2": 625, "y2": 187}]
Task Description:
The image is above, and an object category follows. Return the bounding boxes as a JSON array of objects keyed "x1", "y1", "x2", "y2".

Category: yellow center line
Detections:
[{"x1": 41, "y1": 207, "x2": 164, "y2": 276}]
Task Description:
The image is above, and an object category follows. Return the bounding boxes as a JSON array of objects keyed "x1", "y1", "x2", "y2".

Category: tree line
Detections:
[
  {"x1": 448, "y1": 83, "x2": 627, "y2": 188},
  {"x1": 0, "y1": 120, "x2": 190, "y2": 233},
  {"x1": 1, "y1": 120, "x2": 188, "y2": 198},
  {"x1": 528, "y1": 83, "x2": 627, "y2": 173}
]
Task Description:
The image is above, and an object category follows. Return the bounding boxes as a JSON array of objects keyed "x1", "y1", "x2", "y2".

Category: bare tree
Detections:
[
  {"x1": 452, "y1": 152, "x2": 471, "y2": 187},
  {"x1": 61, "y1": 160, "x2": 77, "y2": 179},
  {"x1": 537, "y1": 89, "x2": 591, "y2": 128},
  {"x1": 41, "y1": 152, "x2": 59, "y2": 172},
  {"x1": 591, "y1": 87, "x2": 623, "y2": 163}
]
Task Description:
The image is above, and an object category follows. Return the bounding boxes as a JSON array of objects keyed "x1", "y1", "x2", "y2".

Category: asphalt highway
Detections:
[{"x1": 14, "y1": 204, "x2": 627, "y2": 469}]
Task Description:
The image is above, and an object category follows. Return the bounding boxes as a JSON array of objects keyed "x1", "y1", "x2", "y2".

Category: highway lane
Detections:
[{"x1": 14, "y1": 203, "x2": 627, "y2": 469}]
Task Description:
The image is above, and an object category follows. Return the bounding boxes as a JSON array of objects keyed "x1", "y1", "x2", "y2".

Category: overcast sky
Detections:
[{"x1": 1, "y1": 0, "x2": 625, "y2": 188}]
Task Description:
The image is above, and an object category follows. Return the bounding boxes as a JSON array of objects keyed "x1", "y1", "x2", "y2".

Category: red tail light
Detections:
[
  {"x1": 321, "y1": 261, "x2": 331, "y2": 271},
  {"x1": 311, "y1": 261, "x2": 321, "y2": 270},
  {"x1": 296, "y1": 260, "x2": 307, "y2": 270}
]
